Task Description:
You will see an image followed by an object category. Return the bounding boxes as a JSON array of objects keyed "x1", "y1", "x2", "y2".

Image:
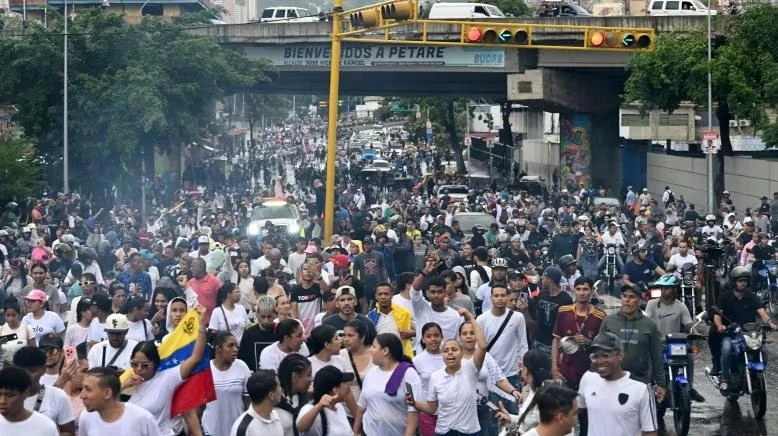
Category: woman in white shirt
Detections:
[
  {"x1": 338, "y1": 319, "x2": 375, "y2": 416},
  {"x1": 202, "y1": 331, "x2": 252, "y2": 436},
  {"x1": 275, "y1": 353, "x2": 313, "y2": 436},
  {"x1": 208, "y1": 282, "x2": 249, "y2": 343},
  {"x1": 259, "y1": 318, "x2": 308, "y2": 372},
  {"x1": 307, "y1": 324, "x2": 347, "y2": 376},
  {"x1": 231, "y1": 260, "x2": 256, "y2": 312},
  {"x1": 408, "y1": 308, "x2": 487, "y2": 436},
  {"x1": 0, "y1": 296, "x2": 35, "y2": 365},
  {"x1": 64, "y1": 298, "x2": 93, "y2": 347},
  {"x1": 21, "y1": 289, "x2": 65, "y2": 345},
  {"x1": 412, "y1": 322, "x2": 444, "y2": 436},
  {"x1": 353, "y1": 333, "x2": 421, "y2": 436},
  {"x1": 296, "y1": 366, "x2": 353, "y2": 436}
]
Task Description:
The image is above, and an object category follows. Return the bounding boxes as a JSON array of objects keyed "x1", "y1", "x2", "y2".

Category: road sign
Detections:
[
  {"x1": 623, "y1": 34, "x2": 635, "y2": 47},
  {"x1": 464, "y1": 136, "x2": 472, "y2": 146},
  {"x1": 498, "y1": 29, "x2": 512, "y2": 43},
  {"x1": 702, "y1": 129, "x2": 720, "y2": 154}
]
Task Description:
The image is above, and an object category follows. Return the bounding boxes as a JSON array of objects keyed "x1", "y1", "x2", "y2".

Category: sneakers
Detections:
[
  {"x1": 719, "y1": 379, "x2": 729, "y2": 392},
  {"x1": 689, "y1": 388, "x2": 706, "y2": 403}
]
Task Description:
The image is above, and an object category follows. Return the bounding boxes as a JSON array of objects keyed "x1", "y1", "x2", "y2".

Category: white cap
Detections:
[
  {"x1": 104, "y1": 314, "x2": 129, "y2": 332},
  {"x1": 198, "y1": 235, "x2": 210, "y2": 244}
]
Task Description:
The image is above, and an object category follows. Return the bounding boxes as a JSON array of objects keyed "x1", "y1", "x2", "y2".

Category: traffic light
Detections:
[
  {"x1": 465, "y1": 26, "x2": 530, "y2": 45},
  {"x1": 348, "y1": 0, "x2": 416, "y2": 29},
  {"x1": 349, "y1": 7, "x2": 381, "y2": 28},
  {"x1": 586, "y1": 29, "x2": 653, "y2": 49},
  {"x1": 381, "y1": 0, "x2": 416, "y2": 20}
]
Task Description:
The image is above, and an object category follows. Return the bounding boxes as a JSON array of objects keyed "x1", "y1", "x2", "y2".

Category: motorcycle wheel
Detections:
[
  {"x1": 769, "y1": 289, "x2": 778, "y2": 316},
  {"x1": 673, "y1": 383, "x2": 691, "y2": 436},
  {"x1": 750, "y1": 373, "x2": 767, "y2": 419}
]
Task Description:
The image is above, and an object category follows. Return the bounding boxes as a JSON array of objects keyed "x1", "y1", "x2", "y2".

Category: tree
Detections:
[
  {"x1": 243, "y1": 94, "x2": 293, "y2": 148},
  {"x1": 0, "y1": 135, "x2": 44, "y2": 201},
  {"x1": 622, "y1": 7, "x2": 778, "y2": 204}
]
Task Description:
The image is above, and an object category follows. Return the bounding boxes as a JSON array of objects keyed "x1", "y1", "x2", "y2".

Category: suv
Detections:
[
  {"x1": 647, "y1": 0, "x2": 711, "y2": 15},
  {"x1": 533, "y1": 1, "x2": 592, "y2": 17},
  {"x1": 259, "y1": 7, "x2": 321, "y2": 22},
  {"x1": 246, "y1": 198, "x2": 301, "y2": 237}
]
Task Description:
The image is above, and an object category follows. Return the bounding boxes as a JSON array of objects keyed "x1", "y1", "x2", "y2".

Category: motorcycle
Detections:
[
  {"x1": 704, "y1": 307, "x2": 768, "y2": 419},
  {"x1": 664, "y1": 333, "x2": 694, "y2": 436},
  {"x1": 600, "y1": 243, "x2": 619, "y2": 296},
  {"x1": 755, "y1": 260, "x2": 778, "y2": 315},
  {"x1": 679, "y1": 262, "x2": 697, "y2": 317}
]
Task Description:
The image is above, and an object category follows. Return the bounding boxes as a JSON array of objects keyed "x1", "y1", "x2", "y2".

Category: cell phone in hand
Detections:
[
  {"x1": 519, "y1": 292, "x2": 529, "y2": 303},
  {"x1": 64, "y1": 346, "x2": 77, "y2": 364},
  {"x1": 0, "y1": 333, "x2": 18, "y2": 343},
  {"x1": 405, "y1": 382, "x2": 414, "y2": 399},
  {"x1": 486, "y1": 401, "x2": 500, "y2": 413}
]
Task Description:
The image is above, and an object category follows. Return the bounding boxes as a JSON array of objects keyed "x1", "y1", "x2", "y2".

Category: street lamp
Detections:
[
  {"x1": 322, "y1": 0, "x2": 343, "y2": 245},
  {"x1": 706, "y1": 0, "x2": 714, "y2": 214},
  {"x1": 63, "y1": 0, "x2": 69, "y2": 194}
]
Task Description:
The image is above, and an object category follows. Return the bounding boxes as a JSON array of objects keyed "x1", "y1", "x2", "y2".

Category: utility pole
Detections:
[
  {"x1": 322, "y1": 0, "x2": 343, "y2": 245},
  {"x1": 706, "y1": 0, "x2": 715, "y2": 215},
  {"x1": 63, "y1": 0, "x2": 69, "y2": 194}
]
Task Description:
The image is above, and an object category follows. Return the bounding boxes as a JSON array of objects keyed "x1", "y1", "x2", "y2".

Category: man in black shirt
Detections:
[
  {"x1": 712, "y1": 267, "x2": 777, "y2": 391},
  {"x1": 549, "y1": 221, "x2": 575, "y2": 261},
  {"x1": 750, "y1": 232, "x2": 776, "y2": 286},
  {"x1": 238, "y1": 295, "x2": 278, "y2": 371},
  {"x1": 322, "y1": 285, "x2": 370, "y2": 331},
  {"x1": 527, "y1": 266, "x2": 573, "y2": 352}
]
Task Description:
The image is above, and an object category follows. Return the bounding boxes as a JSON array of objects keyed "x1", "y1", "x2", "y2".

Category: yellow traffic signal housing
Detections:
[
  {"x1": 381, "y1": 0, "x2": 416, "y2": 20},
  {"x1": 587, "y1": 29, "x2": 653, "y2": 49},
  {"x1": 349, "y1": 7, "x2": 381, "y2": 28},
  {"x1": 465, "y1": 26, "x2": 531, "y2": 45}
]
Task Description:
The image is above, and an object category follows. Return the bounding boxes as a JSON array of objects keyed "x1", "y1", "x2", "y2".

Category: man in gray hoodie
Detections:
[{"x1": 599, "y1": 283, "x2": 666, "y2": 404}]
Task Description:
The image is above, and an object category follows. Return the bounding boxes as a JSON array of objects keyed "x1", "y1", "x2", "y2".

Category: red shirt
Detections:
[
  {"x1": 188, "y1": 274, "x2": 221, "y2": 323},
  {"x1": 552, "y1": 304, "x2": 606, "y2": 386}
]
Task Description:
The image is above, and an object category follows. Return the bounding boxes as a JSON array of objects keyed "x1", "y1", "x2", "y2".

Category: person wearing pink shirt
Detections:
[{"x1": 187, "y1": 258, "x2": 220, "y2": 323}]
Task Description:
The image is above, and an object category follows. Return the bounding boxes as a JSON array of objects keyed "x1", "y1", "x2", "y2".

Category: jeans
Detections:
[
  {"x1": 476, "y1": 402, "x2": 499, "y2": 436},
  {"x1": 721, "y1": 336, "x2": 739, "y2": 380}
]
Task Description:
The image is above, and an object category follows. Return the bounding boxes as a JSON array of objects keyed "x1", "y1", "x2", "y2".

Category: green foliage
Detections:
[
  {"x1": 0, "y1": 136, "x2": 44, "y2": 200},
  {"x1": 623, "y1": 6, "x2": 778, "y2": 148},
  {"x1": 0, "y1": 9, "x2": 271, "y2": 193}
]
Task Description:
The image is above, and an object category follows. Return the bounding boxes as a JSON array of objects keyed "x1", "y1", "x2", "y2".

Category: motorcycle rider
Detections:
[
  {"x1": 749, "y1": 232, "x2": 777, "y2": 287},
  {"x1": 713, "y1": 266, "x2": 777, "y2": 392},
  {"x1": 701, "y1": 215, "x2": 724, "y2": 240},
  {"x1": 622, "y1": 244, "x2": 666, "y2": 290},
  {"x1": 644, "y1": 274, "x2": 706, "y2": 404},
  {"x1": 667, "y1": 240, "x2": 698, "y2": 272}
]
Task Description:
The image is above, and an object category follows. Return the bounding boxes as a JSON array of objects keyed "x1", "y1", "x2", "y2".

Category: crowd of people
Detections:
[{"x1": 1, "y1": 114, "x2": 778, "y2": 436}]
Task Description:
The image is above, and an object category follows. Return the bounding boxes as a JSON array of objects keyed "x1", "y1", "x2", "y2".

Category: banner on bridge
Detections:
[{"x1": 245, "y1": 44, "x2": 506, "y2": 68}]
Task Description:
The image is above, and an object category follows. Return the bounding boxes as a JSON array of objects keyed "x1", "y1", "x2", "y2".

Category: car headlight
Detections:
[
  {"x1": 669, "y1": 344, "x2": 687, "y2": 356},
  {"x1": 247, "y1": 222, "x2": 261, "y2": 236},
  {"x1": 746, "y1": 336, "x2": 762, "y2": 350},
  {"x1": 607, "y1": 247, "x2": 615, "y2": 255},
  {"x1": 287, "y1": 223, "x2": 300, "y2": 234}
]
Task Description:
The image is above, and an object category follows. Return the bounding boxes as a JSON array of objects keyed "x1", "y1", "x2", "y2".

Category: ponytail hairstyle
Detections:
[
  {"x1": 306, "y1": 324, "x2": 337, "y2": 356},
  {"x1": 276, "y1": 353, "x2": 312, "y2": 436},
  {"x1": 375, "y1": 333, "x2": 412, "y2": 364}
]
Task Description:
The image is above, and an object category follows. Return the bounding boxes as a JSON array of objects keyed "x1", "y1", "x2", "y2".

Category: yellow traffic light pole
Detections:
[
  {"x1": 321, "y1": 0, "x2": 655, "y2": 244},
  {"x1": 323, "y1": 0, "x2": 343, "y2": 244}
]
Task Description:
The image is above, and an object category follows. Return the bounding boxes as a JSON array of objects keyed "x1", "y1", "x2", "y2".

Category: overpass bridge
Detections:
[{"x1": 190, "y1": 16, "x2": 708, "y2": 109}]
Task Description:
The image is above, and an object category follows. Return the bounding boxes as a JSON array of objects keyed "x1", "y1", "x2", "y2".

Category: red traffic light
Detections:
[
  {"x1": 466, "y1": 27, "x2": 482, "y2": 42},
  {"x1": 589, "y1": 31, "x2": 604, "y2": 47}
]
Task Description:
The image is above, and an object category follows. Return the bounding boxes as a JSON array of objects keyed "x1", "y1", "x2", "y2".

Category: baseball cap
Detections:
[
  {"x1": 543, "y1": 266, "x2": 562, "y2": 285},
  {"x1": 335, "y1": 286, "x2": 357, "y2": 300},
  {"x1": 313, "y1": 366, "x2": 355, "y2": 396},
  {"x1": 198, "y1": 235, "x2": 210, "y2": 244},
  {"x1": 104, "y1": 313, "x2": 129, "y2": 333},
  {"x1": 621, "y1": 283, "x2": 642, "y2": 296},
  {"x1": 39, "y1": 333, "x2": 63, "y2": 350},
  {"x1": 24, "y1": 289, "x2": 48, "y2": 303},
  {"x1": 590, "y1": 332, "x2": 622, "y2": 352}
]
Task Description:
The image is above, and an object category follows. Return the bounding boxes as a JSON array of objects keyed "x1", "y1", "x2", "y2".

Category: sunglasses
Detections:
[
  {"x1": 589, "y1": 351, "x2": 618, "y2": 361},
  {"x1": 130, "y1": 360, "x2": 152, "y2": 370},
  {"x1": 80, "y1": 280, "x2": 95, "y2": 286}
]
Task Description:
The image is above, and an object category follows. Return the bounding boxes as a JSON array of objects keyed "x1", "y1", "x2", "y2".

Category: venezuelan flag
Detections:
[{"x1": 120, "y1": 308, "x2": 216, "y2": 416}]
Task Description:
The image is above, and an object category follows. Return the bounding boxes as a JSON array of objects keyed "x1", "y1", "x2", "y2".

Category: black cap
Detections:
[
  {"x1": 621, "y1": 283, "x2": 642, "y2": 296},
  {"x1": 590, "y1": 332, "x2": 622, "y2": 352},
  {"x1": 313, "y1": 366, "x2": 355, "y2": 395},
  {"x1": 39, "y1": 333, "x2": 63, "y2": 350}
]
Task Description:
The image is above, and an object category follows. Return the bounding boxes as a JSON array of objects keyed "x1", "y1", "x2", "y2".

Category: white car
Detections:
[
  {"x1": 436, "y1": 185, "x2": 470, "y2": 202},
  {"x1": 371, "y1": 159, "x2": 392, "y2": 172},
  {"x1": 246, "y1": 199, "x2": 301, "y2": 237},
  {"x1": 259, "y1": 7, "x2": 321, "y2": 22}
]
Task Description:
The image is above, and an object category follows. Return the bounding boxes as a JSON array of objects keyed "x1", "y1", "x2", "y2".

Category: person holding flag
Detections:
[{"x1": 120, "y1": 304, "x2": 214, "y2": 436}]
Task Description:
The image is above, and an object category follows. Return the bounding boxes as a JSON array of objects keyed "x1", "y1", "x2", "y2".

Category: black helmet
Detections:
[{"x1": 729, "y1": 266, "x2": 750, "y2": 280}]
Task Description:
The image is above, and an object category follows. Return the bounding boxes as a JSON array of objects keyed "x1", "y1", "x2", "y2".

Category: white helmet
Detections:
[{"x1": 705, "y1": 214, "x2": 716, "y2": 222}]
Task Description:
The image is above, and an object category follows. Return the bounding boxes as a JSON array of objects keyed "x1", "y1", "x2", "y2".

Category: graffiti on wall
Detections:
[{"x1": 560, "y1": 113, "x2": 592, "y2": 189}]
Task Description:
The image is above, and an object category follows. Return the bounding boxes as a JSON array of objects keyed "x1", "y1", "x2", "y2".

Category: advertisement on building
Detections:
[
  {"x1": 245, "y1": 44, "x2": 506, "y2": 68},
  {"x1": 559, "y1": 113, "x2": 591, "y2": 189}
]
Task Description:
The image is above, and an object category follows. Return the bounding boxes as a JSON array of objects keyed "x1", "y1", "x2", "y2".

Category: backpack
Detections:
[{"x1": 667, "y1": 190, "x2": 675, "y2": 204}]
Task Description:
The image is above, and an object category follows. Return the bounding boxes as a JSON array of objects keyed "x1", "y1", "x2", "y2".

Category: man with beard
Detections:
[
  {"x1": 86, "y1": 314, "x2": 137, "y2": 374},
  {"x1": 527, "y1": 266, "x2": 572, "y2": 353}
]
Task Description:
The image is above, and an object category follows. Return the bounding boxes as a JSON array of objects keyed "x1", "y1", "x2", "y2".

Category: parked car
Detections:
[{"x1": 259, "y1": 7, "x2": 321, "y2": 22}]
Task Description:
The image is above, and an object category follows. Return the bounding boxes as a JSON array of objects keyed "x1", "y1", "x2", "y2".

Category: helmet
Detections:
[
  {"x1": 729, "y1": 266, "x2": 750, "y2": 280},
  {"x1": 558, "y1": 254, "x2": 578, "y2": 269},
  {"x1": 498, "y1": 233, "x2": 509, "y2": 243},
  {"x1": 491, "y1": 257, "x2": 509, "y2": 269},
  {"x1": 655, "y1": 274, "x2": 679, "y2": 287},
  {"x1": 631, "y1": 243, "x2": 645, "y2": 255},
  {"x1": 705, "y1": 214, "x2": 716, "y2": 222}
]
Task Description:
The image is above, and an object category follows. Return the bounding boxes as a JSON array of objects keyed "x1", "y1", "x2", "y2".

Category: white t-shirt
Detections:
[
  {"x1": 426, "y1": 358, "x2": 480, "y2": 435},
  {"x1": 668, "y1": 252, "x2": 698, "y2": 270},
  {"x1": 79, "y1": 402, "x2": 160, "y2": 436},
  {"x1": 128, "y1": 367, "x2": 185, "y2": 436},
  {"x1": 87, "y1": 339, "x2": 138, "y2": 371},
  {"x1": 391, "y1": 293, "x2": 413, "y2": 315},
  {"x1": 578, "y1": 371, "x2": 658, "y2": 436},
  {"x1": 308, "y1": 354, "x2": 347, "y2": 377},
  {"x1": 412, "y1": 350, "x2": 444, "y2": 395},
  {"x1": 40, "y1": 372, "x2": 59, "y2": 387},
  {"x1": 21, "y1": 311, "x2": 65, "y2": 345},
  {"x1": 410, "y1": 287, "x2": 463, "y2": 353},
  {"x1": 202, "y1": 360, "x2": 252, "y2": 436},
  {"x1": 0, "y1": 410, "x2": 58, "y2": 435},
  {"x1": 229, "y1": 408, "x2": 284, "y2": 436},
  {"x1": 477, "y1": 310, "x2": 528, "y2": 377},
  {"x1": 296, "y1": 403, "x2": 351, "y2": 436},
  {"x1": 259, "y1": 342, "x2": 309, "y2": 372},
  {"x1": 470, "y1": 266, "x2": 492, "y2": 292},
  {"x1": 0, "y1": 323, "x2": 33, "y2": 363},
  {"x1": 468, "y1": 353, "x2": 512, "y2": 401},
  {"x1": 126, "y1": 319, "x2": 155, "y2": 343},
  {"x1": 64, "y1": 323, "x2": 90, "y2": 347},
  {"x1": 208, "y1": 304, "x2": 249, "y2": 343},
  {"x1": 86, "y1": 318, "x2": 107, "y2": 343},
  {"x1": 23, "y1": 384, "x2": 74, "y2": 426},
  {"x1": 357, "y1": 364, "x2": 422, "y2": 436}
]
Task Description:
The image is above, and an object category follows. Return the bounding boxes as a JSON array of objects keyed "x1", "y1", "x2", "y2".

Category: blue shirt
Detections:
[{"x1": 117, "y1": 270, "x2": 152, "y2": 299}]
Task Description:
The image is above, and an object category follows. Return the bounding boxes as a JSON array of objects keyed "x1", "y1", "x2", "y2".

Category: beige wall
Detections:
[{"x1": 646, "y1": 153, "x2": 778, "y2": 214}]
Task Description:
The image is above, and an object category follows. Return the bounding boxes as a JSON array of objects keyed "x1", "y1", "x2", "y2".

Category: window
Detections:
[
  {"x1": 621, "y1": 114, "x2": 650, "y2": 127},
  {"x1": 287, "y1": 9, "x2": 298, "y2": 18},
  {"x1": 474, "y1": 6, "x2": 487, "y2": 15},
  {"x1": 681, "y1": 1, "x2": 695, "y2": 9},
  {"x1": 651, "y1": 1, "x2": 664, "y2": 9},
  {"x1": 261, "y1": 9, "x2": 274, "y2": 18},
  {"x1": 665, "y1": 1, "x2": 680, "y2": 9},
  {"x1": 659, "y1": 113, "x2": 689, "y2": 126}
]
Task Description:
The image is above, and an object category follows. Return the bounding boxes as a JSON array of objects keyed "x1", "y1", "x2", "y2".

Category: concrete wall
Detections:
[
  {"x1": 646, "y1": 153, "x2": 778, "y2": 213},
  {"x1": 523, "y1": 139, "x2": 559, "y2": 184}
]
